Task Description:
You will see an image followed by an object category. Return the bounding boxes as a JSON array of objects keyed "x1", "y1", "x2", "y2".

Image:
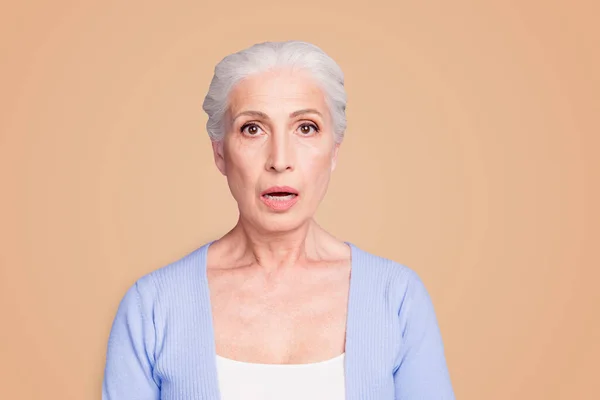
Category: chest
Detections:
[
  {"x1": 151, "y1": 245, "x2": 403, "y2": 399},
  {"x1": 208, "y1": 265, "x2": 350, "y2": 364}
]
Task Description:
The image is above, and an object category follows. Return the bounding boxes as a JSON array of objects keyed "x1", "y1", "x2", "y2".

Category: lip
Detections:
[
  {"x1": 260, "y1": 186, "x2": 299, "y2": 196},
  {"x1": 260, "y1": 186, "x2": 300, "y2": 211}
]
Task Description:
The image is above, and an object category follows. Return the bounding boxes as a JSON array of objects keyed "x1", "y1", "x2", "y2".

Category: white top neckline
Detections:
[
  {"x1": 215, "y1": 352, "x2": 345, "y2": 368},
  {"x1": 215, "y1": 352, "x2": 347, "y2": 399}
]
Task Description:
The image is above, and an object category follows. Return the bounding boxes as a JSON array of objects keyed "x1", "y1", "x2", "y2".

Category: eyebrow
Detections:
[
  {"x1": 232, "y1": 108, "x2": 323, "y2": 122},
  {"x1": 290, "y1": 108, "x2": 323, "y2": 118}
]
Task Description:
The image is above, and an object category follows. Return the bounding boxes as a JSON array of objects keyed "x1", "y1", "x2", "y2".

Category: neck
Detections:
[{"x1": 222, "y1": 216, "x2": 329, "y2": 274}]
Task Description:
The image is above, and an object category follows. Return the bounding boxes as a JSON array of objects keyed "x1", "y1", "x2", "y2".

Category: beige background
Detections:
[{"x1": 1, "y1": 0, "x2": 598, "y2": 399}]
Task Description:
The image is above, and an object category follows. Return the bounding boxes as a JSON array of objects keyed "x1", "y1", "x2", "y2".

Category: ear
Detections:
[
  {"x1": 212, "y1": 140, "x2": 227, "y2": 176},
  {"x1": 331, "y1": 142, "x2": 341, "y2": 172}
]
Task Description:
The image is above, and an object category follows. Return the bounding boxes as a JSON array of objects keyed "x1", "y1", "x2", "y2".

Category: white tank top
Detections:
[{"x1": 215, "y1": 353, "x2": 346, "y2": 400}]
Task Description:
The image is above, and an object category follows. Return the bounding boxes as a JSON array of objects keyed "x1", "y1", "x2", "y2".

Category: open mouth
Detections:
[
  {"x1": 262, "y1": 192, "x2": 298, "y2": 201},
  {"x1": 260, "y1": 187, "x2": 299, "y2": 210}
]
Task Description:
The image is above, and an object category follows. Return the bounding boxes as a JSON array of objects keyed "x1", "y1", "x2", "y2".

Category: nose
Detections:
[{"x1": 265, "y1": 131, "x2": 294, "y2": 172}]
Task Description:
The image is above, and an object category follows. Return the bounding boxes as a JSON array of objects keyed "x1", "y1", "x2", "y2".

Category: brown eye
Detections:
[
  {"x1": 241, "y1": 123, "x2": 263, "y2": 136},
  {"x1": 297, "y1": 123, "x2": 319, "y2": 136}
]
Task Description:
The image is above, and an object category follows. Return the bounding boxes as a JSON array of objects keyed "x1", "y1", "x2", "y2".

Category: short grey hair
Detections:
[{"x1": 202, "y1": 40, "x2": 347, "y2": 143}]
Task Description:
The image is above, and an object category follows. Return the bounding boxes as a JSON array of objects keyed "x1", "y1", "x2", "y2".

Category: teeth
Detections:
[{"x1": 264, "y1": 194, "x2": 296, "y2": 201}]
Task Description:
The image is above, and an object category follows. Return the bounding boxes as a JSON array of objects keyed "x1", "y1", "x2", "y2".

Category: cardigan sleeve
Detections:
[
  {"x1": 393, "y1": 269, "x2": 455, "y2": 399},
  {"x1": 102, "y1": 277, "x2": 160, "y2": 400}
]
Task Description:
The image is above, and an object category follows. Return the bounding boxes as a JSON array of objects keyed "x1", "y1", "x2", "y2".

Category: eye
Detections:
[
  {"x1": 240, "y1": 123, "x2": 264, "y2": 137},
  {"x1": 297, "y1": 122, "x2": 320, "y2": 136}
]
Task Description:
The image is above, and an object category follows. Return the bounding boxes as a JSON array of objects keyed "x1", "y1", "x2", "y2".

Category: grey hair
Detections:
[{"x1": 202, "y1": 40, "x2": 347, "y2": 143}]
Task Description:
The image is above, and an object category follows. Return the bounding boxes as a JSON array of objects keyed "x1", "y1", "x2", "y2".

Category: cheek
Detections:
[
  {"x1": 307, "y1": 157, "x2": 332, "y2": 178},
  {"x1": 302, "y1": 141, "x2": 334, "y2": 169},
  {"x1": 225, "y1": 145, "x2": 261, "y2": 194},
  {"x1": 300, "y1": 148, "x2": 334, "y2": 191}
]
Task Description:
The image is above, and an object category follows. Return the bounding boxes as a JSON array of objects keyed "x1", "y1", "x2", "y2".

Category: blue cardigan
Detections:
[{"x1": 102, "y1": 241, "x2": 455, "y2": 399}]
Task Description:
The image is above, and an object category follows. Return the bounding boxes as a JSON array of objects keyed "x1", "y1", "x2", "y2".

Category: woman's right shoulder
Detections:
[{"x1": 123, "y1": 242, "x2": 211, "y2": 307}]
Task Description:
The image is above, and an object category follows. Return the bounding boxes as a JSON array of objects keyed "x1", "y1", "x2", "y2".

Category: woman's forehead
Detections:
[{"x1": 228, "y1": 69, "x2": 328, "y2": 115}]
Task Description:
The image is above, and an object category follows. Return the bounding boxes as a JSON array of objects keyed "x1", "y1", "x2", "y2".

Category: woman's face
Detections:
[{"x1": 213, "y1": 67, "x2": 340, "y2": 233}]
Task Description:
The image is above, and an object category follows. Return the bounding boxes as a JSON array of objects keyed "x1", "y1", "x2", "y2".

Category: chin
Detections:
[{"x1": 255, "y1": 212, "x2": 308, "y2": 233}]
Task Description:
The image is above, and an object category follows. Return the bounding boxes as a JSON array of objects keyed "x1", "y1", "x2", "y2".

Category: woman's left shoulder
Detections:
[
  {"x1": 352, "y1": 243, "x2": 419, "y2": 281},
  {"x1": 352, "y1": 243, "x2": 433, "y2": 310}
]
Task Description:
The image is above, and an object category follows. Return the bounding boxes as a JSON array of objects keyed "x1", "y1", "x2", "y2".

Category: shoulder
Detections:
[
  {"x1": 121, "y1": 242, "x2": 211, "y2": 309},
  {"x1": 351, "y1": 243, "x2": 433, "y2": 317},
  {"x1": 149, "y1": 244, "x2": 208, "y2": 286},
  {"x1": 352, "y1": 243, "x2": 421, "y2": 290}
]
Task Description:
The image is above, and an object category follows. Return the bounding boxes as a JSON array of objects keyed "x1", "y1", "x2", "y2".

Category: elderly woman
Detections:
[{"x1": 102, "y1": 40, "x2": 455, "y2": 399}]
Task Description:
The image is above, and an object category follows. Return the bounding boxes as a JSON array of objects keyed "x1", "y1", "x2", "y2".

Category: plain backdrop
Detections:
[{"x1": 0, "y1": 1, "x2": 598, "y2": 399}]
